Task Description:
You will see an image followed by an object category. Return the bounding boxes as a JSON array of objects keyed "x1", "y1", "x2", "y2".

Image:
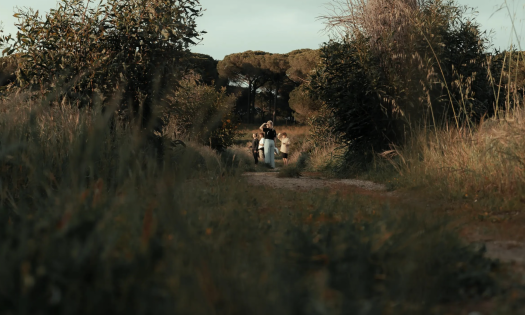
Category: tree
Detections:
[
  {"x1": 217, "y1": 50, "x2": 321, "y2": 124},
  {"x1": 287, "y1": 49, "x2": 321, "y2": 84},
  {"x1": 262, "y1": 53, "x2": 290, "y2": 122},
  {"x1": 189, "y1": 53, "x2": 219, "y2": 86},
  {"x1": 164, "y1": 72, "x2": 238, "y2": 151},
  {"x1": 285, "y1": 49, "x2": 322, "y2": 123},
  {"x1": 2, "y1": 0, "x2": 202, "y2": 127},
  {"x1": 217, "y1": 50, "x2": 269, "y2": 123},
  {"x1": 309, "y1": 38, "x2": 388, "y2": 159},
  {"x1": 288, "y1": 85, "x2": 323, "y2": 123}
]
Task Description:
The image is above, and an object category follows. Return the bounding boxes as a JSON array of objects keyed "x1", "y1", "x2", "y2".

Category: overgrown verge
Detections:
[
  {"x1": 0, "y1": 97, "x2": 504, "y2": 315},
  {"x1": 385, "y1": 108, "x2": 525, "y2": 209}
]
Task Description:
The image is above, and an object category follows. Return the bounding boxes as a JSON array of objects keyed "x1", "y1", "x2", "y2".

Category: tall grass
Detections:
[
  {"x1": 317, "y1": 0, "x2": 525, "y2": 201},
  {"x1": 381, "y1": 1, "x2": 525, "y2": 207},
  {"x1": 0, "y1": 94, "x2": 502, "y2": 314},
  {"x1": 389, "y1": 108, "x2": 525, "y2": 204}
]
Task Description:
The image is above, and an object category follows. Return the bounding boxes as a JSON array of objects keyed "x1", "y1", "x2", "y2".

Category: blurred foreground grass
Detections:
[{"x1": 0, "y1": 101, "x2": 516, "y2": 315}]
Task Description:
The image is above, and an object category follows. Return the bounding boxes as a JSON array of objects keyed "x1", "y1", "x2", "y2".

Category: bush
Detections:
[
  {"x1": 1, "y1": 0, "x2": 202, "y2": 125},
  {"x1": 295, "y1": 151, "x2": 310, "y2": 170},
  {"x1": 221, "y1": 145, "x2": 254, "y2": 173},
  {"x1": 163, "y1": 73, "x2": 239, "y2": 151},
  {"x1": 277, "y1": 165, "x2": 302, "y2": 178},
  {"x1": 310, "y1": 0, "x2": 494, "y2": 167},
  {"x1": 288, "y1": 85, "x2": 323, "y2": 123},
  {"x1": 0, "y1": 54, "x2": 17, "y2": 90},
  {"x1": 309, "y1": 37, "x2": 389, "y2": 165}
]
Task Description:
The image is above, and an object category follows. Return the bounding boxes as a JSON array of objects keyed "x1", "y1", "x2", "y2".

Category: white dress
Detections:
[{"x1": 258, "y1": 138, "x2": 265, "y2": 159}]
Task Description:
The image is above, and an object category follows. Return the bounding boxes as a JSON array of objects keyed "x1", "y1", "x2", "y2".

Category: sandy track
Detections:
[{"x1": 242, "y1": 172, "x2": 388, "y2": 192}]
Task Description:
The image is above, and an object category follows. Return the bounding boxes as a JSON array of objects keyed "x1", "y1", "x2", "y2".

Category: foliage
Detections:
[
  {"x1": 0, "y1": 92, "x2": 503, "y2": 315},
  {"x1": 217, "y1": 51, "x2": 270, "y2": 122},
  {"x1": 189, "y1": 53, "x2": 219, "y2": 86},
  {"x1": 0, "y1": 54, "x2": 17, "y2": 91},
  {"x1": 287, "y1": 49, "x2": 320, "y2": 84},
  {"x1": 309, "y1": 37, "x2": 388, "y2": 165},
  {"x1": 289, "y1": 85, "x2": 324, "y2": 123},
  {"x1": 261, "y1": 53, "x2": 290, "y2": 122},
  {"x1": 163, "y1": 73, "x2": 239, "y2": 151},
  {"x1": 295, "y1": 151, "x2": 310, "y2": 170},
  {"x1": 311, "y1": 0, "x2": 494, "y2": 168},
  {"x1": 488, "y1": 50, "x2": 525, "y2": 112},
  {"x1": 217, "y1": 49, "x2": 321, "y2": 123},
  {"x1": 1, "y1": 0, "x2": 202, "y2": 126},
  {"x1": 277, "y1": 164, "x2": 302, "y2": 178},
  {"x1": 307, "y1": 103, "x2": 341, "y2": 147}
]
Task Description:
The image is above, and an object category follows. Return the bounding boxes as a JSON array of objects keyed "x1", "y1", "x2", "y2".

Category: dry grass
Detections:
[
  {"x1": 388, "y1": 108, "x2": 525, "y2": 209},
  {"x1": 239, "y1": 124, "x2": 310, "y2": 140},
  {"x1": 304, "y1": 145, "x2": 341, "y2": 173},
  {"x1": 238, "y1": 124, "x2": 343, "y2": 174},
  {"x1": 0, "y1": 97, "x2": 508, "y2": 314}
]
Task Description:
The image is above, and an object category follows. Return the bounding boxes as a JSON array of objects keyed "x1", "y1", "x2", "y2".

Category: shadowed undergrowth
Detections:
[{"x1": 0, "y1": 100, "x2": 505, "y2": 315}]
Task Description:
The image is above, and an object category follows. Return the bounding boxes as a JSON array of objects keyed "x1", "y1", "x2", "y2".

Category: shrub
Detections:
[
  {"x1": 309, "y1": 37, "x2": 389, "y2": 165},
  {"x1": 295, "y1": 151, "x2": 310, "y2": 170},
  {"x1": 0, "y1": 54, "x2": 17, "y2": 91},
  {"x1": 288, "y1": 85, "x2": 323, "y2": 123},
  {"x1": 311, "y1": 0, "x2": 494, "y2": 167},
  {"x1": 163, "y1": 73, "x2": 239, "y2": 151},
  {"x1": 221, "y1": 145, "x2": 254, "y2": 173},
  {"x1": 277, "y1": 165, "x2": 301, "y2": 178},
  {"x1": 1, "y1": 0, "x2": 202, "y2": 125}
]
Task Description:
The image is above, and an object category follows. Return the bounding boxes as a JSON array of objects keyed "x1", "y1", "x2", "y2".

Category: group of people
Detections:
[{"x1": 251, "y1": 120, "x2": 290, "y2": 168}]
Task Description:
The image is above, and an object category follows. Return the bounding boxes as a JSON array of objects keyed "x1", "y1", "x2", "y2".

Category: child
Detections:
[
  {"x1": 278, "y1": 132, "x2": 290, "y2": 166},
  {"x1": 251, "y1": 133, "x2": 259, "y2": 165},
  {"x1": 258, "y1": 133, "x2": 265, "y2": 160}
]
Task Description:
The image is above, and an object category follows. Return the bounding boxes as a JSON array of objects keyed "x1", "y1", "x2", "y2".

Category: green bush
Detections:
[
  {"x1": 1, "y1": 0, "x2": 202, "y2": 125},
  {"x1": 163, "y1": 73, "x2": 239, "y2": 151},
  {"x1": 288, "y1": 85, "x2": 323, "y2": 123}
]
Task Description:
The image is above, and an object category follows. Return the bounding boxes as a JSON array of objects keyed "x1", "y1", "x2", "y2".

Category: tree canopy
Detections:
[
  {"x1": 261, "y1": 53, "x2": 290, "y2": 122},
  {"x1": 1, "y1": 0, "x2": 203, "y2": 126},
  {"x1": 287, "y1": 49, "x2": 321, "y2": 84},
  {"x1": 217, "y1": 49, "x2": 321, "y2": 123},
  {"x1": 189, "y1": 53, "x2": 219, "y2": 86},
  {"x1": 217, "y1": 50, "x2": 270, "y2": 122}
]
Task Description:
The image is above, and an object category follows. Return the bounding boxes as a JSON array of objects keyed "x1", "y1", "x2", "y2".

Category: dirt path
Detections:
[
  {"x1": 243, "y1": 172, "x2": 525, "y2": 268},
  {"x1": 242, "y1": 172, "x2": 388, "y2": 192}
]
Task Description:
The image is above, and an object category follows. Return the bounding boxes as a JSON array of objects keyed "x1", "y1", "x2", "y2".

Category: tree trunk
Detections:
[
  {"x1": 272, "y1": 82, "x2": 279, "y2": 123},
  {"x1": 247, "y1": 81, "x2": 252, "y2": 123},
  {"x1": 250, "y1": 82, "x2": 258, "y2": 123}
]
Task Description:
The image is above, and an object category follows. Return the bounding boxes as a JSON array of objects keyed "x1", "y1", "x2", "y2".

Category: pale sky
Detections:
[{"x1": 1, "y1": 0, "x2": 524, "y2": 60}]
